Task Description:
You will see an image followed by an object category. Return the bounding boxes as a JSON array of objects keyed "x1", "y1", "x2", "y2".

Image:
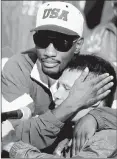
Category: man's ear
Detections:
[{"x1": 74, "y1": 38, "x2": 84, "y2": 54}]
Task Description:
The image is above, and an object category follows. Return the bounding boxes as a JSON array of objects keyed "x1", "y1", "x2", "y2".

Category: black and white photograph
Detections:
[{"x1": 1, "y1": 1, "x2": 117, "y2": 158}]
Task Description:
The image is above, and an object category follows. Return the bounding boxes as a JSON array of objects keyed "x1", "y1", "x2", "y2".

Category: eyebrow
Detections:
[
  {"x1": 57, "y1": 81, "x2": 71, "y2": 90},
  {"x1": 63, "y1": 83, "x2": 71, "y2": 90}
]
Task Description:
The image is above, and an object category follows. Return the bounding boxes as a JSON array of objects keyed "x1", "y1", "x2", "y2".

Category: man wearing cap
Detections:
[{"x1": 2, "y1": 1, "x2": 114, "y2": 154}]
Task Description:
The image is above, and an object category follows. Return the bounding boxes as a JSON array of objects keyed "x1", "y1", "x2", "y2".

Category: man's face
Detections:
[
  {"x1": 34, "y1": 31, "x2": 78, "y2": 77},
  {"x1": 54, "y1": 69, "x2": 102, "y2": 122},
  {"x1": 53, "y1": 69, "x2": 82, "y2": 106},
  {"x1": 53, "y1": 69, "x2": 101, "y2": 107}
]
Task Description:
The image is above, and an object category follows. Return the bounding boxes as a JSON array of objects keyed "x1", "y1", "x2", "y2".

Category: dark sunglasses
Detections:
[{"x1": 33, "y1": 31, "x2": 79, "y2": 52}]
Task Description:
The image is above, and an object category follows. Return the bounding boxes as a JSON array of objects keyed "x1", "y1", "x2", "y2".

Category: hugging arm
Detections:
[
  {"x1": 88, "y1": 106, "x2": 117, "y2": 130},
  {"x1": 72, "y1": 106, "x2": 117, "y2": 156},
  {"x1": 2, "y1": 68, "x2": 114, "y2": 156}
]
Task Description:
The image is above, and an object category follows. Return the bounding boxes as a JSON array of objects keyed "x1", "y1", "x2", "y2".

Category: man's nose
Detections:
[{"x1": 44, "y1": 43, "x2": 57, "y2": 57}]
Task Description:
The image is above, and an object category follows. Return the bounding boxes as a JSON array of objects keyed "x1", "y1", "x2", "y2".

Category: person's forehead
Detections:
[
  {"x1": 59, "y1": 69, "x2": 82, "y2": 87},
  {"x1": 59, "y1": 69, "x2": 98, "y2": 87}
]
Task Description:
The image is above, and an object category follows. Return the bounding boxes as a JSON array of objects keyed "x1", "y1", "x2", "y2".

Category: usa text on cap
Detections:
[{"x1": 31, "y1": 1, "x2": 84, "y2": 37}]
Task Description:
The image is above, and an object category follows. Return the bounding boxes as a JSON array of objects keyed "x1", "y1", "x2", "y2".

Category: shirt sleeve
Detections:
[
  {"x1": 2, "y1": 55, "x2": 29, "y2": 101},
  {"x1": 14, "y1": 110, "x2": 64, "y2": 150},
  {"x1": 9, "y1": 141, "x2": 58, "y2": 158},
  {"x1": 2, "y1": 54, "x2": 34, "y2": 114},
  {"x1": 88, "y1": 107, "x2": 117, "y2": 130}
]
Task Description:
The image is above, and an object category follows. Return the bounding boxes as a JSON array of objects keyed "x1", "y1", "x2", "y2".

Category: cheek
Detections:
[
  {"x1": 57, "y1": 89, "x2": 69, "y2": 101},
  {"x1": 63, "y1": 45, "x2": 76, "y2": 61},
  {"x1": 58, "y1": 91, "x2": 69, "y2": 105},
  {"x1": 64, "y1": 91, "x2": 69, "y2": 100},
  {"x1": 59, "y1": 51, "x2": 75, "y2": 67},
  {"x1": 36, "y1": 48, "x2": 45, "y2": 59}
]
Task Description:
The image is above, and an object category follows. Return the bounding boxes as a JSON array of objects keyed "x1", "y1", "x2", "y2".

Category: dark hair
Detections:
[{"x1": 66, "y1": 54, "x2": 117, "y2": 107}]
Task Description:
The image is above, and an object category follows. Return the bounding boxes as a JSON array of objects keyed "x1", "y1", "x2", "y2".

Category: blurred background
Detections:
[{"x1": 1, "y1": 1, "x2": 115, "y2": 57}]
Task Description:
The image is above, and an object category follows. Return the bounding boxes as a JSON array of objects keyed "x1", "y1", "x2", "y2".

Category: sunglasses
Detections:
[{"x1": 33, "y1": 31, "x2": 79, "y2": 52}]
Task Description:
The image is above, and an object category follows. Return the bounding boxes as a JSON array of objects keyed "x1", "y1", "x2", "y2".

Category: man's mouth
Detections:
[{"x1": 42, "y1": 59, "x2": 60, "y2": 68}]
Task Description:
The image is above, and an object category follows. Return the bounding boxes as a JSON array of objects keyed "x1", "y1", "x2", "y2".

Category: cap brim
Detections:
[{"x1": 30, "y1": 25, "x2": 78, "y2": 36}]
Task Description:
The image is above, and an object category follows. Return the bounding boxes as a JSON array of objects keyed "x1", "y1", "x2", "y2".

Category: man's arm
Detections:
[
  {"x1": 71, "y1": 107, "x2": 117, "y2": 156},
  {"x1": 2, "y1": 121, "x2": 59, "y2": 158},
  {"x1": 2, "y1": 54, "x2": 35, "y2": 117},
  {"x1": 14, "y1": 71, "x2": 114, "y2": 150},
  {"x1": 14, "y1": 110, "x2": 64, "y2": 150},
  {"x1": 88, "y1": 106, "x2": 117, "y2": 130},
  {"x1": 3, "y1": 107, "x2": 116, "y2": 158},
  {"x1": 52, "y1": 70, "x2": 114, "y2": 123},
  {"x1": 8, "y1": 141, "x2": 84, "y2": 158},
  {"x1": 9, "y1": 141, "x2": 59, "y2": 158},
  {"x1": 3, "y1": 65, "x2": 114, "y2": 149}
]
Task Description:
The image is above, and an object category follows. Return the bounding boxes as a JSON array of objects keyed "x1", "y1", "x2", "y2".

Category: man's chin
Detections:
[{"x1": 42, "y1": 66, "x2": 61, "y2": 79}]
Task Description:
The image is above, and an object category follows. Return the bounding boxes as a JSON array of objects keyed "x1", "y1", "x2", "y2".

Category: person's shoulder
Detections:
[
  {"x1": 7, "y1": 48, "x2": 37, "y2": 65},
  {"x1": 91, "y1": 23, "x2": 107, "y2": 36},
  {"x1": 2, "y1": 48, "x2": 37, "y2": 76},
  {"x1": 93, "y1": 21, "x2": 116, "y2": 35}
]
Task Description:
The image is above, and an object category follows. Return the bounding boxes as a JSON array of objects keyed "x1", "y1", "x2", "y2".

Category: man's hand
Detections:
[
  {"x1": 53, "y1": 138, "x2": 70, "y2": 157},
  {"x1": 52, "y1": 67, "x2": 113, "y2": 123},
  {"x1": 72, "y1": 114, "x2": 97, "y2": 156},
  {"x1": 68, "y1": 67, "x2": 113, "y2": 110}
]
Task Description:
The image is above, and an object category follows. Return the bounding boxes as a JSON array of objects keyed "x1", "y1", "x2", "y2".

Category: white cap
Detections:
[{"x1": 31, "y1": 1, "x2": 84, "y2": 37}]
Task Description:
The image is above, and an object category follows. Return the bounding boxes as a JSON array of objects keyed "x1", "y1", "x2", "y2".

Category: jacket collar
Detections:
[
  {"x1": 30, "y1": 60, "x2": 49, "y2": 88},
  {"x1": 30, "y1": 60, "x2": 58, "y2": 97}
]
